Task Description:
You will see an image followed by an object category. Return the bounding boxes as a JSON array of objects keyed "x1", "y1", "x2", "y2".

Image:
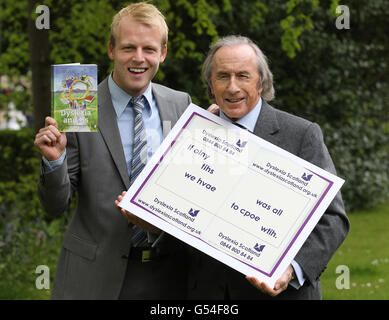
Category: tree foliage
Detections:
[
  {"x1": 0, "y1": 0, "x2": 388, "y2": 211},
  {"x1": 272, "y1": 0, "x2": 389, "y2": 211}
]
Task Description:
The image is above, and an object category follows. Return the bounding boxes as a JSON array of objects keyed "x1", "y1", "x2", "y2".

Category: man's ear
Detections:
[
  {"x1": 160, "y1": 44, "x2": 167, "y2": 63},
  {"x1": 209, "y1": 85, "x2": 215, "y2": 99},
  {"x1": 108, "y1": 41, "x2": 114, "y2": 60},
  {"x1": 257, "y1": 80, "x2": 264, "y2": 95}
]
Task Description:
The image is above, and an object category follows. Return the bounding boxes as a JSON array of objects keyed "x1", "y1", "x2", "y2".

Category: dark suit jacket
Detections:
[
  {"x1": 187, "y1": 101, "x2": 350, "y2": 300},
  {"x1": 38, "y1": 78, "x2": 191, "y2": 299}
]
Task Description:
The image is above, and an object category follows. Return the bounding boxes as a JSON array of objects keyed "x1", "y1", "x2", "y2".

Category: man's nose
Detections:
[
  {"x1": 227, "y1": 77, "x2": 240, "y2": 94},
  {"x1": 133, "y1": 48, "x2": 145, "y2": 62}
]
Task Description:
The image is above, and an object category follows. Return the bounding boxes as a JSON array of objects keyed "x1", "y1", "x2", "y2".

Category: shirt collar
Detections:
[
  {"x1": 219, "y1": 98, "x2": 262, "y2": 132},
  {"x1": 108, "y1": 73, "x2": 154, "y2": 117}
]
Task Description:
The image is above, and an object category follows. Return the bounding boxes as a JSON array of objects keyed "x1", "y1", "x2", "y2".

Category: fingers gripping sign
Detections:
[
  {"x1": 207, "y1": 103, "x2": 220, "y2": 115},
  {"x1": 34, "y1": 116, "x2": 67, "y2": 161},
  {"x1": 115, "y1": 191, "x2": 160, "y2": 235},
  {"x1": 246, "y1": 264, "x2": 295, "y2": 297}
]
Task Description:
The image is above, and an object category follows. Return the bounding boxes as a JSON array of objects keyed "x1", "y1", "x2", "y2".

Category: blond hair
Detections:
[{"x1": 110, "y1": 2, "x2": 168, "y2": 47}]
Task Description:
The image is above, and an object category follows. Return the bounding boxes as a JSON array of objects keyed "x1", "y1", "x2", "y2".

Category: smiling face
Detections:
[
  {"x1": 210, "y1": 44, "x2": 263, "y2": 121},
  {"x1": 108, "y1": 18, "x2": 167, "y2": 97}
]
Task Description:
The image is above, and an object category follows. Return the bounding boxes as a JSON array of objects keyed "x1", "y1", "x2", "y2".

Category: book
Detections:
[{"x1": 51, "y1": 63, "x2": 98, "y2": 132}]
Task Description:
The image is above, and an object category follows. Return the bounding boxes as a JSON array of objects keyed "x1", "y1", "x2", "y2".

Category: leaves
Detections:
[
  {"x1": 280, "y1": 0, "x2": 318, "y2": 58},
  {"x1": 1, "y1": 0, "x2": 388, "y2": 211}
]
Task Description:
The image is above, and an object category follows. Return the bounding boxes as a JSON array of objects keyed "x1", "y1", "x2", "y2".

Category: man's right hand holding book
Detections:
[{"x1": 34, "y1": 116, "x2": 67, "y2": 162}]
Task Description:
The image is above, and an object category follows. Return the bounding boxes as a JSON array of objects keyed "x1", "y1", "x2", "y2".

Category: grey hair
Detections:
[{"x1": 202, "y1": 35, "x2": 275, "y2": 101}]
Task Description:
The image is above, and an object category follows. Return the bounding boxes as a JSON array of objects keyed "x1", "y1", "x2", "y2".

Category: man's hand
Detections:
[
  {"x1": 34, "y1": 116, "x2": 67, "y2": 161},
  {"x1": 245, "y1": 264, "x2": 295, "y2": 297},
  {"x1": 207, "y1": 104, "x2": 219, "y2": 115},
  {"x1": 115, "y1": 191, "x2": 160, "y2": 234}
]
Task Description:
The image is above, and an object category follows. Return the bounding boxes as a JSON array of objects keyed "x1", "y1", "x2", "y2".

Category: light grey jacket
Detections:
[{"x1": 38, "y1": 78, "x2": 191, "y2": 299}]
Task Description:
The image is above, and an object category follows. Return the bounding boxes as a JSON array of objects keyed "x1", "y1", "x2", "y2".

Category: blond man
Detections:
[{"x1": 35, "y1": 2, "x2": 191, "y2": 299}]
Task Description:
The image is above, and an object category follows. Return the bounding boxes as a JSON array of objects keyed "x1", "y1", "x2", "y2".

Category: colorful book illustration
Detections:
[{"x1": 51, "y1": 63, "x2": 98, "y2": 132}]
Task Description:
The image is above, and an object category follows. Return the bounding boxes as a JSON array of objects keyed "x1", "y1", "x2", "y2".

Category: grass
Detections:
[
  {"x1": 0, "y1": 282, "x2": 51, "y2": 300},
  {"x1": 321, "y1": 200, "x2": 389, "y2": 299}
]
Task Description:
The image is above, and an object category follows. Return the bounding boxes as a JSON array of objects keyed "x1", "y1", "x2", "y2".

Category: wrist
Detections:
[{"x1": 42, "y1": 150, "x2": 66, "y2": 172}]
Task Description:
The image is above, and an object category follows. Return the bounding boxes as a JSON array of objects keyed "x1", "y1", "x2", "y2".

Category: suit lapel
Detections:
[
  {"x1": 253, "y1": 100, "x2": 281, "y2": 146},
  {"x1": 98, "y1": 78, "x2": 130, "y2": 189},
  {"x1": 152, "y1": 85, "x2": 179, "y2": 138}
]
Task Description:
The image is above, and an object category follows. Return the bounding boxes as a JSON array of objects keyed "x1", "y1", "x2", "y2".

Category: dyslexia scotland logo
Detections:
[
  {"x1": 254, "y1": 243, "x2": 265, "y2": 253},
  {"x1": 301, "y1": 172, "x2": 313, "y2": 182},
  {"x1": 188, "y1": 208, "x2": 200, "y2": 217},
  {"x1": 236, "y1": 139, "x2": 247, "y2": 148}
]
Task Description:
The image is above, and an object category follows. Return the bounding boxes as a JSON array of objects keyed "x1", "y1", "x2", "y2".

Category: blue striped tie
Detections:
[
  {"x1": 130, "y1": 96, "x2": 149, "y2": 247},
  {"x1": 130, "y1": 96, "x2": 148, "y2": 184}
]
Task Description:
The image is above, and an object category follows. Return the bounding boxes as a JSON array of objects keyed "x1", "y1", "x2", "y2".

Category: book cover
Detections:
[{"x1": 51, "y1": 63, "x2": 98, "y2": 132}]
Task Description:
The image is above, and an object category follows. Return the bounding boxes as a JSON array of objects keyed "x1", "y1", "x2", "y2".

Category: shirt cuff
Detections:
[
  {"x1": 289, "y1": 260, "x2": 306, "y2": 289},
  {"x1": 42, "y1": 150, "x2": 66, "y2": 173}
]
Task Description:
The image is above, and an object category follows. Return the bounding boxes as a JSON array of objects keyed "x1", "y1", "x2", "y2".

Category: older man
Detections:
[{"x1": 188, "y1": 35, "x2": 349, "y2": 300}]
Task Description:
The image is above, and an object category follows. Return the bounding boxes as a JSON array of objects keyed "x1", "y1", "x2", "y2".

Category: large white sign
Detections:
[{"x1": 119, "y1": 104, "x2": 344, "y2": 287}]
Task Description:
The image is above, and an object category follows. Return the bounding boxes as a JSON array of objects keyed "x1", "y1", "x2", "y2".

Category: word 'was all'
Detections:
[{"x1": 256, "y1": 199, "x2": 284, "y2": 216}]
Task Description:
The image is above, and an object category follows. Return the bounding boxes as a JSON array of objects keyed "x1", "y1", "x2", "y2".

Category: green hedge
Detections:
[
  {"x1": 323, "y1": 121, "x2": 389, "y2": 212},
  {"x1": 0, "y1": 129, "x2": 44, "y2": 219},
  {"x1": 0, "y1": 129, "x2": 68, "y2": 299},
  {"x1": 0, "y1": 128, "x2": 39, "y2": 181}
]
